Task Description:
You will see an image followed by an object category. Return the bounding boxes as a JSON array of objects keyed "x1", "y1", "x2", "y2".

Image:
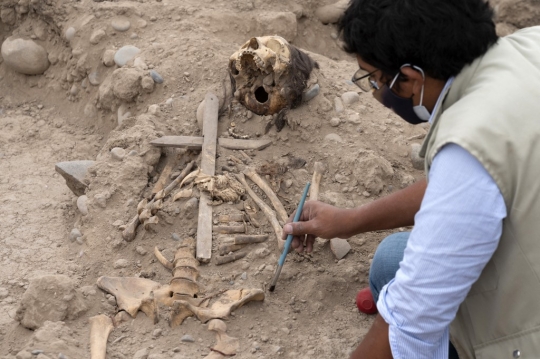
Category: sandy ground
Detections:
[{"x1": 0, "y1": 0, "x2": 535, "y2": 358}]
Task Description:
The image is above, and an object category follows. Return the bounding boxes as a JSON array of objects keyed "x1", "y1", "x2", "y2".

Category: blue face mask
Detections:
[{"x1": 378, "y1": 64, "x2": 431, "y2": 125}]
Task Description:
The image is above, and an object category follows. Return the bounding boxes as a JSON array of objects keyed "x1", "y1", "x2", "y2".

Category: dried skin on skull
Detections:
[{"x1": 229, "y1": 36, "x2": 318, "y2": 117}]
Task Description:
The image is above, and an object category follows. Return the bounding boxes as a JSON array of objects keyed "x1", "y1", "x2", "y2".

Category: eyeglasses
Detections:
[{"x1": 351, "y1": 68, "x2": 380, "y2": 92}]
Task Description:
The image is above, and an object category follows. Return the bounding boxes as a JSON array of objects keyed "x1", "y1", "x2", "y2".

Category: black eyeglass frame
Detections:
[{"x1": 351, "y1": 69, "x2": 381, "y2": 92}]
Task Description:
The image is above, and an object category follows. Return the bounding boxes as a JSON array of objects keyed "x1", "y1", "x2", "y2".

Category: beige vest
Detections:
[{"x1": 420, "y1": 26, "x2": 540, "y2": 359}]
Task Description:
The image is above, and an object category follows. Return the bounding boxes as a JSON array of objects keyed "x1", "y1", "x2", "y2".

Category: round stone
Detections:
[
  {"x1": 69, "y1": 228, "x2": 82, "y2": 242},
  {"x1": 302, "y1": 83, "x2": 320, "y2": 102},
  {"x1": 330, "y1": 117, "x2": 340, "y2": 127},
  {"x1": 65, "y1": 27, "x2": 76, "y2": 41},
  {"x1": 111, "y1": 17, "x2": 131, "y2": 32},
  {"x1": 324, "y1": 133, "x2": 344, "y2": 143},
  {"x1": 102, "y1": 49, "x2": 115, "y2": 67},
  {"x1": 1, "y1": 37, "x2": 50, "y2": 75},
  {"x1": 149, "y1": 70, "x2": 163, "y2": 84},
  {"x1": 76, "y1": 195, "x2": 88, "y2": 215},
  {"x1": 113, "y1": 259, "x2": 129, "y2": 269},
  {"x1": 114, "y1": 45, "x2": 141, "y2": 67},
  {"x1": 341, "y1": 91, "x2": 360, "y2": 106}
]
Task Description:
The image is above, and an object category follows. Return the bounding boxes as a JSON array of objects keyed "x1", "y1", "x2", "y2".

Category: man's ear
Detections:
[{"x1": 400, "y1": 66, "x2": 425, "y2": 97}]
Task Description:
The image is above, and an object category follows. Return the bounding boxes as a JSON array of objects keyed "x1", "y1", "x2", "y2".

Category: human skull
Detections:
[{"x1": 229, "y1": 36, "x2": 318, "y2": 117}]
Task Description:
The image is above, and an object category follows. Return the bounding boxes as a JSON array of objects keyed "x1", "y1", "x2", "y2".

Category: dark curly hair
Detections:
[{"x1": 339, "y1": 0, "x2": 498, "y2": 80}]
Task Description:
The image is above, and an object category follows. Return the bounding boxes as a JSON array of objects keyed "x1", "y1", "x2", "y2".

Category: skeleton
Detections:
[
  {"x1": 204, "y1": 319, "x2": 240, "y2": 358},
  {"x1": 229, "y1": 36, "x2": 318, "y2": 130},
  {"x1": 95, "y1": 237, "x2": 264, "y2": 338}
]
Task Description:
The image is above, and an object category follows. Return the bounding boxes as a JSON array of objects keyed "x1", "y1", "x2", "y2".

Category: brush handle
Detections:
[{"x1": 278, "y1": 182, "x2": 311, "y2": 267}]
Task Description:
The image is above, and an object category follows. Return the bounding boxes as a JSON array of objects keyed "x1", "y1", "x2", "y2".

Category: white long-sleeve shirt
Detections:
[{"x1": 377, "y1": 143, "x2": 507, "y2": 358}]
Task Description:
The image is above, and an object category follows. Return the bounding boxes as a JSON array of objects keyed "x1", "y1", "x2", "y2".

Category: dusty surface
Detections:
[{"x1": 0, "y1": 1, "x2": 536, "y2": 358}]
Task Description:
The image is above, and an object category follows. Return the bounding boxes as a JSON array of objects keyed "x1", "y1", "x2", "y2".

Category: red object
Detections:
[{"x1": 356, "y1": 287, "x2": 378, "y2": 314}]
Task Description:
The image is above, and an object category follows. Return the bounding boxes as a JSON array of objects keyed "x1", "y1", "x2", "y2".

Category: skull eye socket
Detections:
[{"x1": 254, "y1": 87, "x2": 269, "y2": 103}]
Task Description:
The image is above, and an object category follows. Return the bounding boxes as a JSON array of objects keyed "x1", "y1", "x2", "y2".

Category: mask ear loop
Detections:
[{"x1": 410, "y1": 64, "x2": 426, "y2": 106}]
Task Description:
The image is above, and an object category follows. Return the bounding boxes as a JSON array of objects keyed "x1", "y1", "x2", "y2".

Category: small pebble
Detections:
[
  {"x1": 111, "y1": 17, "x2": 131, "y2": 32},
  {"x1": 341, "y1": 91, "x2": 360, "y2": 106},
  {"x1": 149, "y1": 70, "x2": 164, "y2": 84},
  {"x1": 114, "y1": 45, "x2": 141, "y2": 67},
  {"x1": 76, "y1": 195, "x2": 88, "y2": 215},
  {"x1": 89, "y1": 29, "x2": 106, "y2": 45},
  {"x1": 302, "y1": 83, "x2": 320, "y2": 102},
  {"x1": 107, "y1": 295, "x2": 116, "y2": 306},
  {"x1": 334, "y1": 97, "x2": 344, "y2": 113},
  {"x1": 241, "y1": 272, "x2": 247, "y2": 280},
  {"x1": 136, "y1": 246, "x2": 147, "y2": 255},
  {"x1": 330, "y1": 117, "x2": 340, "y2": 127},
  {"x1": 31, "y1": 350, "x2": 44, "y2": 355},
  {"x1": 102, "y1": 49, "x2": 116, "y2": 67},
  {"x1": 324, "y1": 133, "x2": 344, "y2": 143},
  {"x1": 172, "y1": 233, "x2": 181, "y2": 241},
  {"x1": 165, "y1": 98, "x2": 173, "y2": 106},
  {"x1": 181, "y1": 334, "x2": 195, "y2": 343},
  {"x1": 69, "y1": 228, "x2": 82, "y2": 242},
  {"x1": 110, "y1": 147, "x2": 126, "y2": 161},
  {"x1": 153, "y1": 328, "x2": 162, "y2": 338},
  {"x1": 0, "y1": 287, "x2": 9, "y2": 299},
  {"x1": 130, "y1": 33, "x2": 139, "y2": 39},
  {"x1": 65, "y1": 27, "x2": 76, "y2": 41},
  {"x1": 88, "y1": 71, "x2": 101, "y2": 86},
  {"x1": 113, "y1": 259, "x2": 129, "y2": 269}
]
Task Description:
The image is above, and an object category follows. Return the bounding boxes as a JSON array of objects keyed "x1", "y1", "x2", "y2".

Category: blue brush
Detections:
[{"x1": 269, "y1": 181, "x2": 311, "y2": 292}]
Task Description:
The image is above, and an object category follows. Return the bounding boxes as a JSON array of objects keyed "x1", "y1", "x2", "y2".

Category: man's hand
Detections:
[
  {"x1": 350, "y1": 314, "x2": 393, "y2": 359},
  {"x1": 281, "y1": 200, "x2": 348, "y2": 253}
]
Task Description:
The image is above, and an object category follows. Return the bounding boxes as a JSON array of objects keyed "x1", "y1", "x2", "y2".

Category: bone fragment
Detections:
[
  {"x1": 143, "y1": 216, "x2": 159, "y2": 230},
  {"x1": 208, "y1": 319, "x2": 239, "y2": 356},
  {"x1": 236, "y1": 173, "x2": 285, "y2": 250},
  {"x1": 234, "y1": 234, "x2": 268, "y2": 245},
  {"x1": 243, "y1": 167, "x2": 288, "y2": 223},
  {"x1": 215, "y1": 252, "x2": 246, "y2": 265},
  {"x1": 243, "y1": 200, "x2": 260, "y2": 228},
  {"x1": 122, "y1": 161, "x2": 195, "y2": 241},
  {"x1": 151, "y1": 158, "x2": 174, "y2": 196},
  {"x1": 218, "y1": 244, "x2": 246, "y2": 256},
  {"x1": 227, "y1": 155, "x2": 244, "y2": 165},
  {"x1": 239, "y1": 150, "x2": 252, "y2": 163},
  {"x1": 172, "y1": 289, "x2": 265, "y2": 323},
  {"x1": 97, "y1": 276, "x2": 160, "y2": 323},
  {"x1": 213, "y1": 224, "x2": 246, "y2": 234},
  {"x1": 172, "y1": 188, "x2": 193, "y2": 201},
  {"x1": 218, "y1": 213, "x2": 245, "y2": 223},
  {"x1": 89, "y1": 314, "x2": 114, "y2": 359},
  {"x1": 154, "y1": 246, "x2": 174, "y2": 270},
  {"x1": 137, "y1": 199, "x2": 148, "y2": 215},
  {"x1": 310, "y1": 161, "x2": 326, "y2": 201}
]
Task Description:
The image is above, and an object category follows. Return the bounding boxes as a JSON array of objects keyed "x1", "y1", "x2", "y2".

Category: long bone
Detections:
[
  {"x1": 205, "y1": 319, "x2": 239, "y2": 358},
  {"x1": 122, "y1": 160, "x2": 196, "y2": 241},
  {"x1": 243, "y1": 167, "x2": 288, "y2": 223},
  {"x1": 236, "y1": 173, "x2": 285, "y2": 249},
  {"x1": 89, "y1": 314, "x2": 114, "y2": 359}
]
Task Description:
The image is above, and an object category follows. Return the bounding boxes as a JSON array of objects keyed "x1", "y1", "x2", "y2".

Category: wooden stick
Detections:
[
  {"x1": 215, "y1": 252, "x2": 246, "y2": 265},
  {"x1": 310, "y1": 162, "x2": 326, "y2": 201},
  {"x1": 243, "y1": 167, "x2": 288, "y2": 224},
  {"x1": 236, "y1": 173, "x2": 285, "y2": 250},
  {"x1": 122, "y1": 161, "x2": 195, "y2": 241},
  {"x1": 197, "y1": 92, "x2": 219, "y2": 261}
]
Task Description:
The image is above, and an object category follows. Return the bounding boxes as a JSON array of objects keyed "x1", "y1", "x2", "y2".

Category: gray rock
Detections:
[
  {"x1": 181, "y1": 334, "x2": 195, "y2": 343},
  {"x1": 341, "y1": 91, "x2": 360, "y2": 106},
  {"x1": 410, "y1": 143, "x2": 424, "y2": 170},
  {"x1": 110, "y1": 147, "x2": 126, "y2": 161},
  {"x1": 89, "y1": 29, "x2": 106, "y2": 45},
  {"x1": 69, "y1": 228, "x2": 82, "y2": 242},
  {"x1": 302, "y1": 83, "x2": 319, "y2": 102},
  {"x1": 149, "y1": 70, "x2": 163, "y2": 84},
  {"x1": 1, "y1": 37, "x2": 50, "y2": 75},
  {"x1": 31, "y1": 351, "x2": 44, "y2": 356},
  {"x1": 16, "y1": 275, "x2": 87, "y2": 329},
  {"x1": 113, "y1": 259, "x2": 129, "y2": 269},
  {"x1": 111, "y1": 17, "x2": 131, "y2": 32},
  {"x1": 172, "y1": 233, "x2": 181, "y2": 241},
  {"x1": 0, "y1": 8, "x2": 16, "y2": 26},
  {"x1": 77, "y1": 195, "x2": 88, "y2": 215},
  {"x1": 65, "y1": 27, "x2": 76, "y2": 41},
  {"x1": 241, "y1": 272, "x2": 247, "y2": 280},
  {"x1": 133, "y1": 348, "x2": 149, "y2": 359},
  {"x1": 0, "y1": 287, "x2": 8, "y2": 299},
  {"x1": 330, "y1": 238, "x2": 351, "y2": 259},
  {"x1": 102, "y1": 49, "x2": 116, "y2": 67},
  {"x1": 334, "y1": 97, "x2": 344, "y2": 113},
  {"x1": 141, "y1": 76, "x2": 155, "y2": 93},
  {"x1": 114, "y1": 45, "x2": 141, "y2": 67},
  {"x1": 152, "y1": 328, "x2": 162, "y2": 337},
  {"x1": 136, "y1": 246, "x2": 147, "y2": 255},
  {"x1": 324, "y1": 133, "x2": 344, "y2": 143},
  {"x1": 55, "y1": 160, "x2": 95, "y2": 196}
]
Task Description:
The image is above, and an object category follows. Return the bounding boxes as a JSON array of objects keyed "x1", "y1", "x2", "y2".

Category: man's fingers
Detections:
[
  {"x1": 283, "y1": 221, "x2": 314, "y2": 237},
  {"x1": 305, "y1": 234, "x2": 316, "y2": 253}
]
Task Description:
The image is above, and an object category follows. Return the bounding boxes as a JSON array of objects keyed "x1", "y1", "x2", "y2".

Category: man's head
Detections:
[{"x1": 339, "y1": 0, "x2": 498, "y2": 81}]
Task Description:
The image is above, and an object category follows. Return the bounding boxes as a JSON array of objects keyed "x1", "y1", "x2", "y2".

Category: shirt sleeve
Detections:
[{"x1": 376, "y1": 143, "x2": 507, "y2": 359}]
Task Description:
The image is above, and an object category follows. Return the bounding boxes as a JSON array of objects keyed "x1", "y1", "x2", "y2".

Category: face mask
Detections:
[{"x1": 378, "y1": 64, "x2": 431, "y2": 125}]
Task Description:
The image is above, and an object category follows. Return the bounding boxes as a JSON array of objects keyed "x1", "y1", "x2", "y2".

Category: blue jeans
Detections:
[{"x1": 369, "y1": 232, "x2": 459, "y2": 359}]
